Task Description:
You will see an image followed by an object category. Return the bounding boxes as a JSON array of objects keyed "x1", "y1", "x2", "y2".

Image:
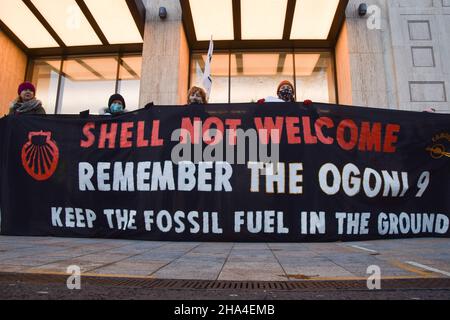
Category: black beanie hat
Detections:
[{"x1": 108, "y1": 94, "x2": 126, "y2": 109}]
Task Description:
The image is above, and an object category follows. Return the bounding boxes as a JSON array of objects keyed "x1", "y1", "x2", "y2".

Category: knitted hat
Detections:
[
  {"x1": 108, "y1": 94, "x2": 126, "y2": 109},
  {"x1": 18, "y1": 82, "x2": 36, "y2": 95}
]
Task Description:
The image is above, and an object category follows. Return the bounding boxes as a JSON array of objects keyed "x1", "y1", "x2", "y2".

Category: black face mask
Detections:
[{"x1": 278, "y1": 88, "x2": 295, "y2": 102}]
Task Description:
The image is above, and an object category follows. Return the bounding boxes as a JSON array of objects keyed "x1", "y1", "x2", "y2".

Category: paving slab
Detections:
[
  {"x1": 90, "y1": 261, "x2": 167, "y2": 276},
  {"x1": 283, "y1": 266, "x2": 356, "y2": 278},
  {"x1": 218, "y1": 262, "x2": 287, "y2": 281},
  {"x1": 0, "y1": 256, "x2": 69, "y2": 267},
  {"x1": 26, "y1": 260, "x2": 106, "y2": 273},
  {"x1": 153, "y1": 261, "x2": 225, "y2": 280},
  {"x1": 0, "y1": 236, "x2": 449, "y2": 281},
  {"x1": 0, "y1": 265, "x2": 31, "y2": 273}
]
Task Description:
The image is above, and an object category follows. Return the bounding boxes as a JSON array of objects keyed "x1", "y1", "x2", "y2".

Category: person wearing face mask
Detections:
[
  {"x1": 105, "y1": 93, "x2": 126, "y2": 116},
  {"x1": 277, "y1": 80, "x2": 296, "y2": 103},
  {"x1": 256, "y1": 80, "x2": 296, "y2": 104},
  {"x1": 9, "y1": 82, "x2": 46, "y2": 115},
  {"x1": 187, "y1": 86, "x2": 208, "y2": 105}
]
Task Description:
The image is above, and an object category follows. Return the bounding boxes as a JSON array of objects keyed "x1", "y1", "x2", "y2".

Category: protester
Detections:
[
  {"x1": 187, "y1": 86, "x2": 208, "y2": 105},
  {"x1": 277, "y1": 80, "x2": 296, "y2": 103},
  {"x1": 257, "y1": 80, "x2": 296, "y2": 104},
  {"x1": 9, "y1": 82, "x2": 46, "y2": 115},
  {"x1": 105, "y1": 93, "x2": 126, "y2": 115}
]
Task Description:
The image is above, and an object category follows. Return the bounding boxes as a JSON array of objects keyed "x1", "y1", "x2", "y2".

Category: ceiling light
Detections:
[
  {"x1": 290, "y1": 0, "x2": 340, "y2": 40},
  {"x1": 0, "y1": 0, "x2": 58, "y2": 48},
  {"x1": 189, "y1": 0, "x2": 234, "y2": 41},
  {"x1": 84, "y1": 0, "x2": 143, "y2": 44},
  {"x1": 31, "y1": 0, "x2": 102, "y2": 46},
  {"x1": 241, "y1": 0, "x2": 287, "y2": 40}
]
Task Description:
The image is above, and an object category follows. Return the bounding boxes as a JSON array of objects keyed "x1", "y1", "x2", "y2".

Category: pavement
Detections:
[{"x1": 0, "y1": 236, "x2": 449, "y2": 281}]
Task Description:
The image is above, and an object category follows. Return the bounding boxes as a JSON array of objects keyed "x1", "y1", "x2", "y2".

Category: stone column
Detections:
[
  {"x1": 139, "y1": 0, "x2": 190, "y2": 106},
  {"x1": 338, "y1": 0, "x2": 392, "y2": 109}
]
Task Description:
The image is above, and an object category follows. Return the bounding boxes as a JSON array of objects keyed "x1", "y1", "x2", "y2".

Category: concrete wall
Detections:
[
  {"x1": 388, "y1": 0, "x2": 450, "y2": 112},
  {"x1": 0, "y1": 30, "x2": 27, "y2": 116},
  {"x1": 139, "y1": 0, "x2": 189, "y2": 106},
  {"x1": 138, "y1": 0, "x2": 450, "y2": 112},
  {"x1": 343, "y1": 0, "x2": 450, "y2": 112}
]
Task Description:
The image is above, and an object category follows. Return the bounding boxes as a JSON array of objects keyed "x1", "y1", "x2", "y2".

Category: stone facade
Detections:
[
  {"x1": 0, "y1": 1, "x2": 448, "y2": 115},
  {"x1": 139, "y1": 0, "x2": 189, "y2": 106},
  {"x1": 138, "y1": 0, "x2": 449, "y2": 112},
  {"x1": 341, "y1": 0, "x2": 450, "y2": 112}
]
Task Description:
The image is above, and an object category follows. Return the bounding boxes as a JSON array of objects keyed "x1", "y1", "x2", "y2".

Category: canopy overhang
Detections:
[
  {"x1": 0, "y1": 0, "x2": 146, "y2": 57},
  {"x1": 180, "y1": 0, "x2": 349, "y2": 50},
  {"x1": 1, "y1": 0, "x2": 349, "y2": 56}
]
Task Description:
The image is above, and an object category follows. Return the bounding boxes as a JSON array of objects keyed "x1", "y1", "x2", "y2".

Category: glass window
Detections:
[
  {"x1": 30, "y1": 59, "x2": 61, "y2": 114},
  {"x1": 117, "y1": 56, "x2": 142, "y2": 111},
  {"x1": 189, "y1": 50, "x2": 337, "y2": 104},
  {"x1": 190, "y1": 53, "x2": 229, "y2": 104},
  {"x1": 30, "y1": 54, "x2": 143, "y2": 115},
  {"x1": 59, "y1": 57, "x2": 118, "y2": 114},
  {"x1": 295, "y1": 52, "x2": 336, "y2": 103},
  {"x1": 230, "y1": 52, "x2": 294, "y2": 103}
]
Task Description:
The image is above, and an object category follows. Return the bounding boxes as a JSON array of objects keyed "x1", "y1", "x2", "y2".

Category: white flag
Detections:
[{"x1": 201, "y1": 37, "x2": 214, "y2": 99}]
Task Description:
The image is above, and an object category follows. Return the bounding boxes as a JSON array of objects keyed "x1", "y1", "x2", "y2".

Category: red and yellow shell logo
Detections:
[
  {"x1": 21, "y1": 131, "x2": 59, "y2": 181},
  {"x1": 426, "y1": 133, "x2": 450, "y2": 159}
]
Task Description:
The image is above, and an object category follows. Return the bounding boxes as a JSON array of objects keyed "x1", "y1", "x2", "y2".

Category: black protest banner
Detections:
[{"x1": 0, "y1": 102, "x2": 449, "y2": 242}]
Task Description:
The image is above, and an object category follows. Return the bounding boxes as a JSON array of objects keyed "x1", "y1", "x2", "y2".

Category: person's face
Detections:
[
  {"x1": 188, "y1": 90, "x2": 204, "y2": 104},
  {"x1": 110, "y1": 100, "x2": 124, "y2": 114},
  {"x1": 278, "y1": 84, "x2": 295, "y2": 102},
  {"x1": 111, "y1": 100, "x2": 123, "y2": 107},
  {"x1": 20, "y1": 89, "x2": 35, "y2": 102}
]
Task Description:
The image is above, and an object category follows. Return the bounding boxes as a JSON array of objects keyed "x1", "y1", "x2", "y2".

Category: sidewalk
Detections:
[{"x1": 0, "y1": 236, "x2": 449, "y2": 281}]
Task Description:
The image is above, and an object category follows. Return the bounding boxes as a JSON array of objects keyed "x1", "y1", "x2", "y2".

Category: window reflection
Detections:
[
  {"x1": 295, "y1": 52, "x2": 336, "y2": 103},
  {"x1": 117, "y1": 56, "x2": 142, "y2": 111},
  {"x1": 189, "y1": 51, "x2": 336, "y2": 104},
  {"x1": 30, "y1": 51, "x2": 335, "y2": 113},
  {"x1": 230, "y1": 52, "x2": 294, "y2": 103},
  {"x1": 31, "y1": 54, "x2": 143, "y2": 114},
  {"x1": 59, "y1": 57, "x2": 117, "y2": 114},
  {"x1": 30, "y1": 60, "x2": 61, "y2": 114},
  {"x1": 190, "y1": 53, "x2": 229, "y2": 104}
]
